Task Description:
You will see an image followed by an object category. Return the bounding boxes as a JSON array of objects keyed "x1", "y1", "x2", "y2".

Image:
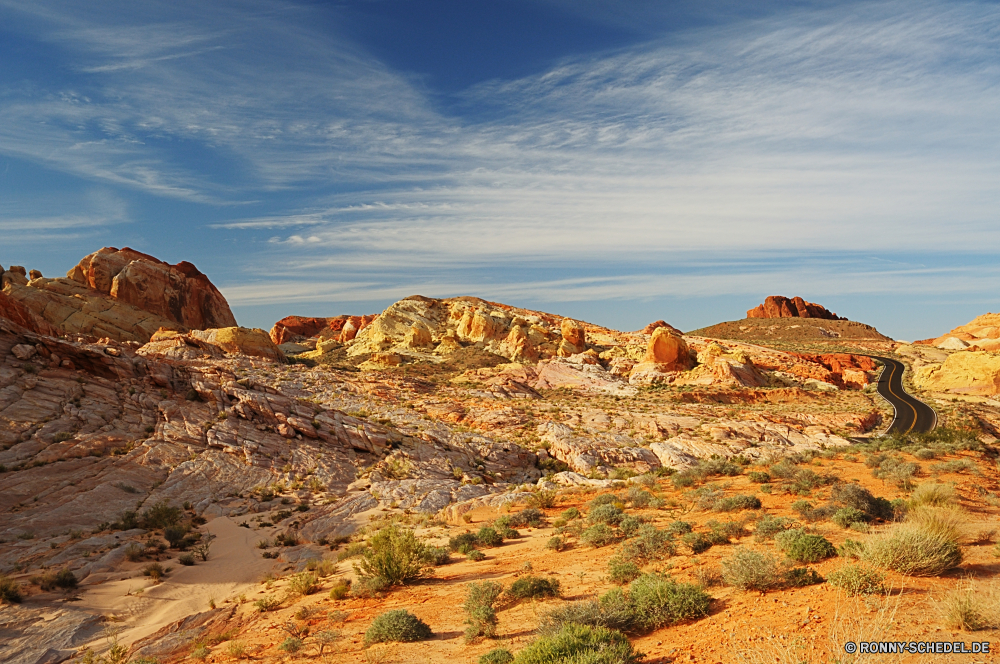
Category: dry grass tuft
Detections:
[{"x1": 938, "y1": 580, "x2": 999, "y2": 631}]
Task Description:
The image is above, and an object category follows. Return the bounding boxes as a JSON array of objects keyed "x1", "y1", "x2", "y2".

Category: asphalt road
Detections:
[{"x1": 868, "y1": 356, "x2": 937, "y2": 435}]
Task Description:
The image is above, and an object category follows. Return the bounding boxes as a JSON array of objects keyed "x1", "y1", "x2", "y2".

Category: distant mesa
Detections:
[
  {"x1": 914, "y1": 312, "x2": 1000, "y2": 351},
  {"x1": 0, "y1": 247, "x2": 236, "y2": 343},
  {"x1": 747, "y1": 295, "x2": 844, "y2": 321}
]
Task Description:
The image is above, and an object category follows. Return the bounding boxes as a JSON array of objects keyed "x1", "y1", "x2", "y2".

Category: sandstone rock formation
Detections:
[
  {"x1": 269, "y1": 314, "x2": 376, "y2": 345},
  {"x1": 913, "y1": 350, "x2": 1000, "y2": 396},
  {"x1": 139, "y1": 327, "x2": 285, "y2": 363},
  {"x1": 915, "y1": 313, "x2": 1000, "y2": 349},
  {"x1": 747, "y1": 295, "x2": 843, "y2": 320},
  {"x1": 1, "y1": 248, "x2": 237, "y2": 343},
  {"x1": 558, "y1": 318, "x2": 587, "y2": 356},
  {"x1": 639, "y1": 320, "x2": 683, "y2": 336},
  {"x1": 67, "y1": 247, "x2": 236, "y2": 330}
]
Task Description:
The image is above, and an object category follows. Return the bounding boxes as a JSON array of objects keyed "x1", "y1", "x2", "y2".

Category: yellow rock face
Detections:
[
  {"x1": 190, "y1": 327, "x2": 285, "y2": 362},
  {"x1": 644, "y1": 327, "x2": 693, "y2": 369},
  {"x1": 913, "y1": 350, "x2": 1000, "y2": 395}
]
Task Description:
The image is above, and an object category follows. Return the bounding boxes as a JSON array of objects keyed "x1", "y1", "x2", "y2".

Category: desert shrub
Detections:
[
  {"x1": 831, "y1": 483, "x2": 894, "y2": 520},
  {"x1": 546, "y1": 536, "x2": 566, "y2": 552},
  {"x1": 463, "y1": 581, "x2": 504, "y2": 641},
  {"x1": 124, "y1": 543, "x2": 144, "y2": 562},
  {"x1": 748, "y1": 471, "x2": 771, "y2": 483},
  {"x1": 831, "y1": 507, "x2": 868, "y2": 529},
  {"x1": 142, "y1": 563, "x2": 165, "y2": 581},
  {"x1": 588, "y1": 493, "x2": 619, "y2": 508},
  {"x1": 712, "y1": 494, "x2": 761, "y2": 512},
  {"x1": 588, "y1": 504, "x2": 626, "y2": 525},
  {"x1": 336, "y1": 541, "x2": 368, "y2": 561},
  {"x1": 178, "y1": 553, "x2": 195, "y2": 566},
  {"x1": 914, "y1": 448, "x2": 936, "y2": 460},
  {"x1": 906, "y1": 506, "x2": 967, "y2": 544},
  {"x1": 528, "y1": 490, "x2": 558, "y2": 509},
  {"x1": 355, "y1": 525, "x2": 428, "y2": 587},
  {"x1": 618, "y1": 525, "x2": 674, "y2": 561},
  {"x1": 422, "y1": 546, "x2": 450, "y2": 566},
  {"x1": 0, "y1": 574, "x2": 23, "y2": 603},
  {"x1": 608, "y1": 557, "x2": 642, "y2": 585},
  {"x1": 721, "y1": 548, "x2": 781, "y2": 591},
  {"x1": 254, "y1": 595, "x2": 282, "y2": 612},
  {"x1": 753, "y1": 514, "x2": 794, "y2": 541},
  {"x1": 931, "y1": 459, "x2": 976, "y2": 474},
  {"x1": 581, "y1": 524, "x2": 616, "y2": 548},
  {"x1": 618, "y1": 516, "x2": 643, "y2": 538},
  {"x1": 226, "y1": 641, "x2": 247, "y2": 659},
  {"x1": 477, "y1": 526, "x2": 504, "y2": 548},
  {"x1": 541, "y1": 588, "x2": 635, "y2": 633},
  {"x1": 706, "y1": 519, "x2": 745, "y2": 544},
  {"x1": 768, "y1": 459, "x2": 800, "y2": 479},
  {"x1": 141, "y1": 501, "x2": 182, "y2": 529},
  {"x1": 626, "y1": 573, "x2": 711, "y2": 631},
  {"x1": 625, "y1": 486, "x2": 656, "y2": 507},
  {"x1": 560, "y1": 507, "x2": 580, "y2": 520},
  {"x1": 509, "y1": 507, "x2": 546, "y2": 528},
  {"x1": 511, "y1": 623, "x2": 641, "y2": 664},
  {"x1": 163, "y1": 525, "x2": 189, "y2": 548},
  {"x1": 939, "y1": 581, "x2": 997, "y2": 631},
  {"x1": 364, "y1": 609, "x2": 433, "y2": 645},
  {"x1": 450, "y1": 532, "x2": 480, "y2": 552},
  {"x1": 274, "y1": 532, "x2": 299, "y2": 546},
  {"x1": 861, "y1": 524, "x2": 963, "y2": 576},
  {"x1": 838, "y1": 538, "x2": 865, "y2": 559},
  {"x1": 508, "y1": 575, "x2": 560, "y2": 600},
  {"x1": 500, "y1": 527, "x2": 519, "y2": 539},
  {"x1": 909, "y1": 482, "x2": 957, "y2": 507},
  {"x1": 774, "y1": 529, "x2": 837, "y2": 563},
  {"x1": 681, "y1": 532, "x2": 712, "y2": 554},
  {"x1": 288, "y1": 571, "x2": 321, "y2": 596},
  {"x1": 467, "y1": 549, "x2": 487, "y2": 561},
  {"x1": 278, "y1": 637, "x2": 303, "y2": 653},
  {"x1": 329, "y1": 578, "x2": 351, "y2": 600},
  {"x1": 666, "y1": 520, "x2": 693, "y2": 535},
  {"x1": 826, "y1": 564, "x2": 886, "y2": 596},
  {"x1": 871, "y1": 454, "x2": 920, "y2": 489},
  {"x1": 352, "y1": 575, "x2": 390, "y2": 597},
  {"x1": 783, "y1": 567, "x2": 823, "y2": 587},
  {"x1": 480, "y1": 648, "x2": 515, "y2": 664}
]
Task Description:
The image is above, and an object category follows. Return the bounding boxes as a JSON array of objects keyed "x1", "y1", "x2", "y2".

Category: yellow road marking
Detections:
[{"x1": 884, "y1": 360, "x2": 919, "y2": 434}]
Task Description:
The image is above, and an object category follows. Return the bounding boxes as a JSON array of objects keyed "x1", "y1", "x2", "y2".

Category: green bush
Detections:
[
  {"x1": 364, "y1": 609, "x2": 433, "y2": 645},
  {"x1": 467, "y1": 549, "x2": 487, "y2": 561},
  {"x1": 827, "y1": 564, "x2": 887, "y2": 595},
  {"x1": 278, "y1": 637, "x2": 303, "y2": 653},
  {"x1": 706, "y1": 519, "x2": 746, "y2": 544},
  {"x1": 861, "y1": 524, "x2": 963, "y2": 576},
  {"x1": 681, "y1": 532, "x2": 712, "y2": 554},
  {"x1": 753, "y1": 514, "x2": 794, "y2": 541},
  {"x1": 477, "y1": 526, "x2": 504, "y2": 548},
  {"x1": 422, "y1": 546, "x2": 451, "y2": 565},
  {"x1": 464, "y1": 581, "x2": 504, "y2": 641},
  {"x1": 832, "y1": 507, "x2": 868, "y2": 529},
  {"x1": 581, "y1": 524, "x2": 616, "y2": 548},
  {"x1": 618, "y1": 516, "x2": 643, "y2": 538},
  {"x1": 355, "y1": 525, "x2": 429, "y2": 587},
  {"x1": 560, "y1": 507, "x2": 580, "y2": 520},
  {"x1": 450, "y1": 532, "x2": 480, "y2": 552},
  {"x1": 783, "y1": 567, "x2": 823, "y2": 587},
  {"x1": 608, "y1": 557, "x2": 641, "y2": 585},
  {"x1": 666, "y1": 520, "x2": 693, "y2": 535},
  {"x1": 712, "y1": 495, "x2": 761, "y2": 512},
  {"x1": 626, "y1": 573, "x2": 711, "y2": 631},
  {"x1": 141, "y1": 500, "x2": 182, "y2": 529},
  {"x1": 507, "y1": 575, "x2": 560, "y2": 600},
  {"x1": 329, "y1": 578, "x2": 351, "y2": 600},
  {"x1": 748, "y1": 471, "x2": 771, "y2": 483},
  {"x1": 909, "y1": 483, "x2": 956, "y2": 507},
  {"x1": 721, "y1": 548, "x2": 781, "y2": 591},
  {"x1": 588, "y1": 493, "x2": 619, "y2": 508},
  {"x1": 617, "y1": 525, "x2": 674, "y2": 562},
  {"x1": 625, "y1": 487, "x2": 657, "y2": 507},
  {"x1": 480, "y1": 648, "x2": 515, "y2": 664},
  {"x1": 511, "y1": 623, "x2": 642, "y2": 664},
  {"x1": 546, "y1": 536, "x2": 566, "y2": 552},
  {"x1": 287, "y1": 571, "x2": 321, "y2": 596},
  {"x1": 178, "y1": 553, "x2": 196, "y2": 566},
  {"x1": 588, "y1": 504, "x2": 626, "y2": 525},
  {"x1": 509, "y1": 508, "x2": 546, "y2": 528},
  {"x1": 0, "y1": 574, "x2": 23, "y2": 603},
  {"x1": 832, "y1": 483, "x2": 895, "y2": 520},
  {"x1": 774, "y1": 529, "x2": 837, "y2": 563},
  {"x1": 254, "y1": 595, "x2": 282, "y2": 612}
]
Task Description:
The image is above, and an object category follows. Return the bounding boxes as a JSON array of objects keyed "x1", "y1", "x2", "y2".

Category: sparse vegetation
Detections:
[
  {"x1": 0, "y1": 574, "x2": 23, "y2": 603},
  {"x1": 721, "y1": 548, "x2": 781, "y2": 591},
  {"x1": 861, "y1": 524, "x2": 963, "y2": 576},
  {"x1": 507, "y1": 575, "x2": 560, "y2": 600},
  {"x1": 774, "y1": 529, "x2": 837, "y2": 563},
  {"x1": 826, "y1": 564, "x2": 887, "y2": 596},
  {"x1": 355, "y1": 525, "x2": 429, "y2": 588},
  {"x1": 463, "y1": 581, "x2": 504, "y2": 641},
  {"x1": 511, "y1": 623, "x2": 641, "y2": 664}
]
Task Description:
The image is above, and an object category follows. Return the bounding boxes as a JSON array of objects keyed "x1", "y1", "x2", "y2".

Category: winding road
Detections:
[{"x1": 868, "y1": 356, "x2": 936, "y2": 434}]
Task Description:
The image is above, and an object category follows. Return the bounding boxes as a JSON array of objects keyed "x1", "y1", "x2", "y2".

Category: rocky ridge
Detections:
[{"x1": 747, "y1": 295, "x2": 843, "y2": 320}]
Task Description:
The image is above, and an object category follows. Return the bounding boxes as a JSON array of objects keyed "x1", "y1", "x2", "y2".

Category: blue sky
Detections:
[{"x1": 2, "y1": 0, "x2": 1000, "y2": 340}]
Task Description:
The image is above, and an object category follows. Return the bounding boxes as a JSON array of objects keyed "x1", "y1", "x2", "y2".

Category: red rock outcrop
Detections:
[
  {"x1": 269, "y1": 315, "x2": 376, "y2": 345},
  {"x1": 747, "y1": 296, "x2": 843, "y2": 320},
  {"x1": 0, "y1": 289, "x2": 62, "y2": 337},
  {"x1": 67, "y1": 247, "x2": 236, "y2": 330}
]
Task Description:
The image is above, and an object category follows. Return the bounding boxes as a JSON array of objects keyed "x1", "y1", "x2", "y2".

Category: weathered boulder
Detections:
[
  {"x1": 639, "y1": 320, "x2": 683, "y2": 336},
  {"x1": 747, "y1": 295, "x2": 843, "y2": 320},
  {"x1": 558, "y1": 318, "x2": 587, "y2": 356},
  {"x1": 644, "y1": 327, "x2": 693, "y2": 368},
  {"x1": 68, "y1": 247, "x2": 236, "y2": 330}
]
